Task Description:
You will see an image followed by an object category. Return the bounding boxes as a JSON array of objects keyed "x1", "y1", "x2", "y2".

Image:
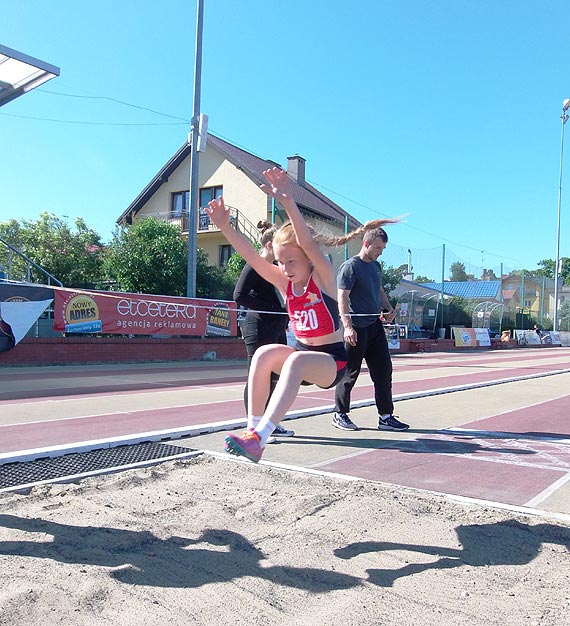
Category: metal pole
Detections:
[
  {"x1": 540, "y1": 275, "x2": 545, "y2": 326},
  {"x1": 553, "y1": 100, "x2": 569, "y2": 330},
  {"x1": 521, "y1": 270, "x2": 525, "y2": 329},
  {"x1": 186, "y1": 0, "x2": 205, "y2": 298},
  {"x1": 440, "y1": 244, "x2": 445, "y2": 333},
  {"x1": 498, "y1": 262, "x2": 504, "y2": 334}
]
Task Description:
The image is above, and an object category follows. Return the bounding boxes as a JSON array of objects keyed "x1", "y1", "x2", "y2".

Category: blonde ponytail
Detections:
[
  {"x1": 314, "y1": 217, "x2": 401, "y2": 247},
  {"x1": 272, "y1": 217, "x2": 401, "y2": 250}
]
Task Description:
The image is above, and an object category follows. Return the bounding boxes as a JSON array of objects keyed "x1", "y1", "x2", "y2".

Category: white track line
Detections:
[
  {"x1": 2, "y1": 367, "x2": 569, "y2": 465},
  {"x1": 524, "y1": 472, "x2": 570, "y2": 508},
  {"x1": 205, "y1": 451, "x2": 570, "y2": 524}
]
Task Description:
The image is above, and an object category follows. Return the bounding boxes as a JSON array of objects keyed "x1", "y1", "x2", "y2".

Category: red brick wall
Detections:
[
  {"x1": 0, "y1": 336, "x2": 490, "y2": 367},
  {"x1": 1, "y1": 337, "x2": 247, "y2": 366},
  {"x1": 389, "y1": 338, "x2": 456, "y2": 353}
]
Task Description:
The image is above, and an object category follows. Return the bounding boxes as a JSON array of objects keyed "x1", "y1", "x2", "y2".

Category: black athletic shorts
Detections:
[{"x1": 295, "y1": 340, "x2": 348, "y2": 389}]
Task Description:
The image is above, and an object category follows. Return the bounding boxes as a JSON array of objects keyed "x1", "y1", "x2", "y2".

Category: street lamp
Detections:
[
  {"x1": 186, "y1": 0, "x2": 205, "y2": 298},
  {"x1": 0, "y1": 44, "x2": 60, "y2": 107},
  {"x1": 553, "y1": 98, "x2": 570, "y2": 331}
]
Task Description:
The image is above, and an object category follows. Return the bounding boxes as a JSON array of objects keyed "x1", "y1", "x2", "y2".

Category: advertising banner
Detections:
[
  {"x1": 474, "y1": 328, "x2": 491, "y2": 347},
  {"x1": 514, "y1": 329, "x2": 540, "y2": 346},
  {"x1": 384, "y1": 324, "x2": 401, "y2": 350},
  {"x1": 452, "y1": 327, "x2": 477, "y2": 347},
  {"x1": 0, "y1": 283, "x2": 54, "y2": 352},
  {"x1": 514, "y1": 329, "x2": 562, "y2": 346},
  {"x1": 53, "y1": 289, "x2": 237, "y2": 337}
]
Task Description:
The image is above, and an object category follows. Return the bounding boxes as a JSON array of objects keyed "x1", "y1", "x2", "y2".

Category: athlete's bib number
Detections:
[{"x1": 293, "y1": 308, "x2": 318, "y2": 331}]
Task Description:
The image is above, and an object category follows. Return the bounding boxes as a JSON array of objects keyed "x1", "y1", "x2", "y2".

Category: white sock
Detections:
[
  {"x1": 255, "y1": 418, "x2": 277, "y2": 447},
  {"x1": 381, "y1": 413, "x2": 392, "y2": 419},
  {"x1": 247, "y1": 415, "x2": 263, "y2": 430}
]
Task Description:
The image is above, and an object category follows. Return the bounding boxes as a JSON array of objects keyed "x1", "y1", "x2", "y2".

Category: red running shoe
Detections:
[{"x1": 224, "y1": 430, "x2": 263, "y2": 463}]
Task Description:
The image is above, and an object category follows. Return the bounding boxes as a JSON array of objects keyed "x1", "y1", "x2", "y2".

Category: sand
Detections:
[{"x1": 0, "y1": 455, "x2": 568, "y2": 626}]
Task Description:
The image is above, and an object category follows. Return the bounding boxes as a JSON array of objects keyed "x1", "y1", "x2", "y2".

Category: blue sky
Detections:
[{"x1": 1, "y1": 0, "x2": 568, "y2": 282}]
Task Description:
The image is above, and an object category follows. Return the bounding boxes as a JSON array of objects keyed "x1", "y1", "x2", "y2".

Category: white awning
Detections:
[{"x1": 0, "y1": 44, "x2": 60, "y2": 107}]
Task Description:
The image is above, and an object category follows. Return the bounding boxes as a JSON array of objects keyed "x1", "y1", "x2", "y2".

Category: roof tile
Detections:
[{"x1": 418, "y1": 280, "x2": 502, "y2": 299}]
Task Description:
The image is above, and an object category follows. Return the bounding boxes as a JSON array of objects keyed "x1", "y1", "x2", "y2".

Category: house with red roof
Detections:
[{"x1": 117, "y1": 133, "x2": 361, "y2": 272}]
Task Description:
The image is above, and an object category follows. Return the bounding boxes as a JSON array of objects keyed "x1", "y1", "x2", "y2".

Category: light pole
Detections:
[
  {"x1": 186, "y1": 0, "x2": 205, "y2": 298},
  {"x1": 553, "y1": 98, "x2": 570, "y2": 331}
]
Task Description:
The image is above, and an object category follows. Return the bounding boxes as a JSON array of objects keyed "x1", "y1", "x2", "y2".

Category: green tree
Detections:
[
  {"x1": 381, "y1": 263, "x2": 407, "y2": 306},
  {"x1": 195, "y1": 248, "x2": 237, "y2": 300},
  {"x1": 559, "y1": 301, "x2": 570, "y2": 332},
  {"x1": 103, "y1": 218, "x2": 236, "y2": 299},
  {"x1": 535, "y1": 258, "x2": 570, "y2": 285},
  {"x1": 195, "y1": 248, "x2": 212, "y2": 298},
  {"x1": 225, "y1": 250, "x2": 248, "y2": 284},
  {"x1": 414, "y1": 275, "x2": 434, "y2": 283},
  {"x1": 0, "y1": 212, "x2": 104, "y2": 287},
  {"x1": 104, "y1": 218, "x2": 188, "y2": 296},
  {"x1": 445, "y1": 296, "x2": 472, "y2": 326},
  {"x1": 449, "y1": 262, "x2": 474, "y2": 282},
  {"x1": 508, "y1": 268, "x2": 542, "y2": 279},
  {"x1": 449, "y1": 262, "x2": 467, "y2": 281},
  {"x1": 216, "y1": 244, "x2": 262, "y2": 299},
  {"x1": 508, "y1": 259, "x2": 570, "y2": 285}
]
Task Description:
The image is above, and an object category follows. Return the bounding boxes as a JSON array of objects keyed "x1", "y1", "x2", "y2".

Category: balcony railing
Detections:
[{"x1": 148, "y1": 206, "x2": 259, "y2": 244}]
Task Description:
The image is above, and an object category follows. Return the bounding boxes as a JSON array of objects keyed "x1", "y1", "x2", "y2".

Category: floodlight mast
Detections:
[{"x1": 553, "y1": 99, "x2": 569, "y2": 331}]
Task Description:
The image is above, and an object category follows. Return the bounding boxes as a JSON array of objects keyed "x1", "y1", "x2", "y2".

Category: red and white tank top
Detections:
[{"x1": 286, "y1": 274, "x2": 340, "y2": 339}]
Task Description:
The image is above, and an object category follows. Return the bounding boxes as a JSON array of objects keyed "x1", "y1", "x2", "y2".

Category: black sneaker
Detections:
[
  {"x1": 332, "y1": 412, "x2": 359, "y2": 431},
  {"x1": 273, "y1": 424, "x2": 295, "y2": 437},
  {"x1": 378, "y1": 415, "x2": 409, "y2": 431}
]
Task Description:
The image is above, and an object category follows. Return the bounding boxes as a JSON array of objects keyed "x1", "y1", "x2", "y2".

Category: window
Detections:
[
  {"x1": 199, "y1": 185, "x2": 223, "y2": 230},
  {"x1": 200, "y1": 185, "x2": 223, "y2": 208},
  {"x1": 172, "y1": 186, "x2": 223, "y2": 228},
  {"x1": 171, "y1": 191, "x2": 189, "y2": 217},
  {"x1": 219, "y1": 244, "x2": 233, "y2": 267}
]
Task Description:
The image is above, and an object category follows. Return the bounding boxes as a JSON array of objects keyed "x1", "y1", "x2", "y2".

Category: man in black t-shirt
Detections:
[{"x1": 332, "y1": 227, "x2": 409, "y2": 432}]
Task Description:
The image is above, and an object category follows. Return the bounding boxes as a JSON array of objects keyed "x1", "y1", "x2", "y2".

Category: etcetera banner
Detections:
[{"x1": 53, "y1": 289, "x2": 237, "y2": 337}]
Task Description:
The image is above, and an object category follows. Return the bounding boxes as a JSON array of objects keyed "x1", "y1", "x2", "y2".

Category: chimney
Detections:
[{"x1": 287, "y1": 154, "x2": 306, "y2": 186}]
